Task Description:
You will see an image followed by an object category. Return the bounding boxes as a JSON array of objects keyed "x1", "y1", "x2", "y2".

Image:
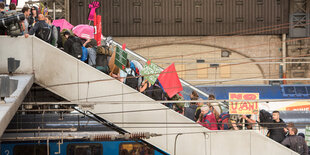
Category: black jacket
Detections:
[
  {"x1": 28, "y1": 20, "x2": 49, "y2": 35},
  {"x1": 184, "y1": 104, "x2": 198, "y2": 121},
  {"x1": 281, "y1": 135, "x2": 308, "y2": 155},
  {"x1": 28, "y1": 6, "x2": 38, "y2": 27},
  {"x1": 64, "y1": 36, "x2": 82, "y2": 56},
  {"x1": 268, "y1": 119, "x2": 287, "y2": 143}
]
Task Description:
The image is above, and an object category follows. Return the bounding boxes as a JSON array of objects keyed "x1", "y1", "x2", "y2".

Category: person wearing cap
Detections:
[{"x1": 83, "y1": 38, "x2": 97, "y2": 66}]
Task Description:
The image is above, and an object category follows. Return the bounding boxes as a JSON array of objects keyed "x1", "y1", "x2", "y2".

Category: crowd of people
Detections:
[
  {"x1": 181, "y1": 91, "x2": 309, "y2": 155},
  {"x1": 1, "y1": 2, "x2": 309, "y2": 154}
]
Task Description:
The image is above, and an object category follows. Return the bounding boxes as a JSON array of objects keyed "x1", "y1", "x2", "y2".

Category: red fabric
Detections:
[
  {"x1": 93, "y1": 12, "x2": 97, "y2": 40},
  {"x1": 95, "y1": 15, "x2": 102, "y2": 46},
  {"x1": 157, "y1": 63, "x2": 183, "y2": 98},
  {"x1": 122, "y1": 44, "x2": 126, "y2": 50},
  {"x1": 200, "y1": 111, "x2": 218, "y2": 130},
  {"x1": 10, "y1": 0, "x2": 18, "y2": 5}
]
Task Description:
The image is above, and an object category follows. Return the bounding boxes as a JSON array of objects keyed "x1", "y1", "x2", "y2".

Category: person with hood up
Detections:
[{"x1": 29, "y1": 6, "x2": 38, "y2": 28}]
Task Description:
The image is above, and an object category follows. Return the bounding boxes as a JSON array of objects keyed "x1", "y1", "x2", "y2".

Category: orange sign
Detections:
[
  {"x1": 286, "y1": 105, "x2": 310, "y2": 111},
  {"x1": 229, "y1": 93, "x2": 259, "y2": 114}
]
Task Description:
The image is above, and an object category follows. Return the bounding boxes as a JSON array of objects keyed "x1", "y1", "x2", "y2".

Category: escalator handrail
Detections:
[{"x1": 111, "y1": 41, "x2": 210, "y2": 99}]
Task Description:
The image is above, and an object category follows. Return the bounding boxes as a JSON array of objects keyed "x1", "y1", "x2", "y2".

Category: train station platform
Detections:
[{"x1": 0, "y1": 36, "x2": 297, "y2": 155}]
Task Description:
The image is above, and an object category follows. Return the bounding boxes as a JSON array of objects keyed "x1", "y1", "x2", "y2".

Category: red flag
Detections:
[
  {"x1": 158, "y1": 63, "x2": 183, "y2": 98},
  {"x1": 94, "y1": 12, "x2": 97, "y2": 40},
  {"x1": 122, "y1": 44, "x2": 126, "y2": 50},
  {"x1": 95, "y1": 15, "x2": 102, "y2": 46}
]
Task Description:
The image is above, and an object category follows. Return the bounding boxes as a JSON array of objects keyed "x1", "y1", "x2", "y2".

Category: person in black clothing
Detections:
[
  {"x1": 194, "y1": 98, "x2": 203, "y2": 122},
  {"x1": 184, "y1": 102, "x2": 198, "y2": 121},
  {"x1": 139, "y1": 80, "x2": 152, "y2": 98},
  {"x1": 267, "y1": 111, "x2": 287, "y2": 143},
  {"x1": 63, "y1": 31, "x2": 83, "y2": 59},
  {"x1": 29, "y1": 14, "x2": 49, "y2": 39},
  {"x1": 0, "y1": 2, "x2": 5, "y2": 35},
  {"x1": 281, "y1": 128, "x2": 308, "y2": 155},
  {"x1": 8, "y1": 3, "x2": 15, "y2": 10},
  {"x1": 28, "y1": 6, "x2": 38, "y2": 28}
]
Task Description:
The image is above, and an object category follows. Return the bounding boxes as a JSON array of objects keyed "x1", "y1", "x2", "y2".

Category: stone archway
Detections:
[{"x1": 131, "y1": 42, "x2": 266, "y2": 85}]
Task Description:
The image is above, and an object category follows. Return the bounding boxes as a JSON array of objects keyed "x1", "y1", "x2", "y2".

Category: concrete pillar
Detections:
[{"x1": 282, "y1": 34, "x2": 287, "y2": 77}]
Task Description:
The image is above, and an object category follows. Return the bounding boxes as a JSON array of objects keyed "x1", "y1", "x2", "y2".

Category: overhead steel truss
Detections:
[
  {"x1": 289, "y1": 0, "x2": 310, "y2": 37},
  {"x1": 26, "y1": 0, "x2": 70, "y2": 21}
]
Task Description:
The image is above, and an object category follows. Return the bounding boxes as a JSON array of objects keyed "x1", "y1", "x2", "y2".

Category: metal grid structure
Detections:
[
  {"x1": 70, "y1": 0, "x2": 290, "y2": 36},
  {"x1": 26, "y1": 0, "x2": 70, "y2": 21},
  {"x1": 289, "y1": 0, "x2": 310, "y2": 37}
]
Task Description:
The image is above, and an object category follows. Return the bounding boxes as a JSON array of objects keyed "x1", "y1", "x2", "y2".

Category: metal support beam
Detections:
[
  {"x1": 289, "y1": 0, "x2": 310, "y2": 37},
  {"x1": 5, "y1": 128, "x2": 77, "y2": 132},
  {"x1": 282, "y1": 34, "x2": 287, "y2": 76},
  {"x1": 26, "y1": 0, "x2": 68, "y2": 20},
  {"x1": 64, "y1": 0, "x2": 70, "y2": 21}
]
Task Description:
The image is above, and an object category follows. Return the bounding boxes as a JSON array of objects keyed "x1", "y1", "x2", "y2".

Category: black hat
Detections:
[
  {"x1": 63, "y1": 31, "x2": 71, "y2": 36},
  {"x1": 298, "y1": 133, "x2": 305, "y2": 138}
]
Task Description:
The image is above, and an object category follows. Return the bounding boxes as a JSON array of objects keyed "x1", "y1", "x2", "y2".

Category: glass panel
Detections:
[
  {"x1": 306, "y1": 86, "x2": 310, "y2": 94},
  {"x1": 283, "y1": 86, "x2": 295, "y2": 94},
  {"x1": 13, "y1": 144, "x2": 47, "y2": 155},
  {"x1": 119, "y1": 143, "x2": 154, "y2": 155},
  {"x1": 295, "y1": 86, "x2": 307, "y2": 94},
  {"x1": 67, "y1": 143, "x2": 102, "y2": 155}
]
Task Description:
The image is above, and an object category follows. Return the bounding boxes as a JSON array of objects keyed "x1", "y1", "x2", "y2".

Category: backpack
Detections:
[
  {"x1": 36, "y1": 22, "x2": 52, "y2": 43},
  {"x1": 289, "y1": 136, "x2": 305, "y2": 154},
  {"x1": 143, "y1": 82, "x2": 153, "y2": 98},
  {"x1": 81, "y1": 46, "x2": 88, "y2": 62},
  {"x1": 96, "y1": 66, "x2": 110, "y2": 74},
  {"x1": 50, "y1": 25, "x2": 59, "y2": 46},
  {"x1": 218, "y1": 112, "x2": 230, "y2": 130},
  {"x1": 102, "y1": 36, "x2": 113, "y2": 47},
  {"x1": 71, "y1": 37, "x2": 83, "y2": 59},
  {"x1": 259, "y1": 109, "x2": 273, "y2": 128},
  {"x1": 55, "y1": 26, "x2": 63, "y2": 48},
  {"x1": 96, "y1": 53, "x2": 108, "y2": 67},
  {"x1": 97, "y1": 46, "x2": 112, "y2": 56},
  {"x1": 125, "y1": 69, "x2": 138, "y2": 90},
  {"x1": 152, "y1": 83, "x2": 164, "y2": 100},
  {"x1": 201, "y1": 111, "x2": 218, "y2": 130},
  {"x1": 0, "y1": 11, "x2": 24, "y2": 36},
  {"x1": 7, "y1": 22, "x2": 22, "y2": 36}
]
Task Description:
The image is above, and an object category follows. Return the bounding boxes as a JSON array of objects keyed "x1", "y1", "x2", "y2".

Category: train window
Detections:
[
  {"x1": 119, "y1": 143, "x2": 154, "y2": 155},
  {"x1": 13, "y1": 144, "x2": 47, "y2": 155},
  {"x1": 283, "y1": 86, "x2": 296, "y2": 95},
  {"x1": 67, "y1": 143, "x2": 102, "y2": 155}
]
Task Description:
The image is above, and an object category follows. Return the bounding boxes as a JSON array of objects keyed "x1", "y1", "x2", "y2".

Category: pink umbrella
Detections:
[
  {"x1": 52, "y1": 19, "x2": 74, "y2": 31},
  {"x1": 72, "y1": 24, "x2": 104, "y2": 40},
  {"x1": 72, "y1": 24, "x2": 94, "y2": 39}
]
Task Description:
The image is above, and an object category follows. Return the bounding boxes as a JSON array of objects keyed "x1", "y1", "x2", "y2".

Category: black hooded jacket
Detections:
[{"x1": 28, "y1": 6, "x2": 38, "y2": 28}]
